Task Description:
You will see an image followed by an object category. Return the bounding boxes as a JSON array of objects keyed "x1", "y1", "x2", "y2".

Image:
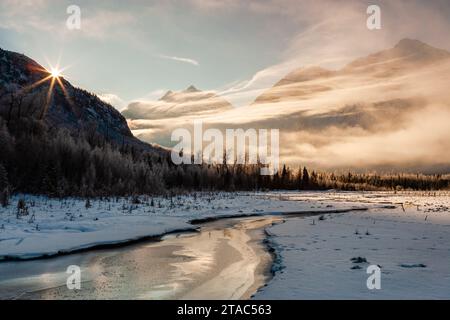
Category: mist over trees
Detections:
[
  {"x1": 0, "y1": 47, "x2": 448, "y2": 199},
  {"x1": 0, "y1": 115, "x2": 448, "y2": 199}
]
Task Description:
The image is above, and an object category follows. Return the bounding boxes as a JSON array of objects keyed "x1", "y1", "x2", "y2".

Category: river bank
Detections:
[
  {"x1": 0, "y1": 216, "x2": 281, "y2": 299},
  {"x1": 1, "y1": 191, "x2": 448, "y2": 300},
  {"x1": 0, "y1": 192, "x2": 370, "y2": 261}
]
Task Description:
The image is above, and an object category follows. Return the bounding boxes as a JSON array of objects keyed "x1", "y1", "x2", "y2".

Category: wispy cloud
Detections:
[
  {"x1": 0, "y1": 1, "x2": 135, "y2": 40},
  {"x1": 159, "y1": 55, "x2": 199, "y2": 66},
  {"x1": 97, "y1": 93, "x2": 127, "y2": 111},
  {"x1": 129, "y1": 56, "x2": 450, "y2": 172}
]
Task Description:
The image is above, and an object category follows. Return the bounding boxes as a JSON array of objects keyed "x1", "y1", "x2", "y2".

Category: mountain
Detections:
[
  {"x1": 0, "y1": 47, "x2": 159, "y2": 152},
  {"x1": 0, "y1": 47, "x2": 174, "y2": 196},
  {"x1": 254, "y1": 38, "x2": 450, "y2": 105},
  {"x1": 122, "y1": 85, "x2": 233, "y2": 120},
  {"x1": 344, "y1": 38, "x2": 450, "y2": 72},
  {"x1": 238, "y1": 38, "x2": 450, "y2": 171}
]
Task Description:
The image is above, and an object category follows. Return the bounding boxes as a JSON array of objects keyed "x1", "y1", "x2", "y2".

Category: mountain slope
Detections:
[
  {"x1": 121, "y1": 38, "x2": 450, "y2": 172},
  {"x1": 241, "y1": 38, "x2": 450, "y2": 170},
  {"x1": 254, "y1": 38, "x2": 450, "y2": 105},
  {"x1": 344, "y1": 38, "x2": 450, "y2": 72},
  {"x1": 0, "y1": 47, "x2": 160, "y2": 152}
]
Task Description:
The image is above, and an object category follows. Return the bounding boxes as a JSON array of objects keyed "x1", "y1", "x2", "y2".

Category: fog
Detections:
[{"x1": 126, "y1": 41, "x2": 450, "y2": 173}]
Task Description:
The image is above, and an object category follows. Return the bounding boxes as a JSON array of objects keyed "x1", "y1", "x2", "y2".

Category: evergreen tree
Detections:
[
  {"x1": 0, "y1": 114, "x2": 447, "y2": 196},
  {"x1": 0, "y1": 162, "x2": 9, "y2": 207},
  {"x1": 281, "y1": 164, "x2": 288, "y2": 186},
  {"x1": 296, "y1": 167, "x2": 303, "y2": 190},
  {"x1": 0, "y1": 163, "x2": 8, "y2": 191},
  {"x1": 302, "y1": 167, "x2": 310, "y2": 189},
  {"x1": 42, "y1": 163, "x2": 58, "y2": 196}
]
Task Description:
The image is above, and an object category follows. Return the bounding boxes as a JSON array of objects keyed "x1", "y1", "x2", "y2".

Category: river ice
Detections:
[
  {"x1": 0, "y1": 191, "x2": 366, "y2": 260},
  {"x1": 0, "y1": 191, "x2": 448, "y2": 299}
]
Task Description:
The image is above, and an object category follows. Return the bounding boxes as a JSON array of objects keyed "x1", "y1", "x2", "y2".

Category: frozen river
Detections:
[
  {"x1": 0, "y1": 191, "x2": 449, "y2": 299},
  {"x1": 0, "y1": 216, "x2": 280, "y2": 299}
]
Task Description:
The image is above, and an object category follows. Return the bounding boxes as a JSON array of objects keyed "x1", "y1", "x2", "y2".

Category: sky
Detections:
[
  {"x1": 2, "y1": 0, "x2": 450, "y2": 109},
  {"x1": 1, "y1": 0, "x2": 450, "y2": 172}
]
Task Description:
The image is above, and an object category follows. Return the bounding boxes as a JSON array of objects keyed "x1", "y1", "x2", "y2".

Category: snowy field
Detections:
[
  {"x1": 0, "y1": 191, "x2": 448, "y2": 300},
  {"x1": 256, "y1": 192, "x2": 450, "y2": 299},
  {"x1": 0, "y1": 192, "x2": 368, "y2": 260}
]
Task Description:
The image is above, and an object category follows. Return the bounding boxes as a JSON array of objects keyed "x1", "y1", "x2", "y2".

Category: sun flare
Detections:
[
  {"x1": 50, "y1": 67, "x2": 62, "y2": 78},
  {"x1": 25, "y1": 62, "x2": 74, "y2": 116}
]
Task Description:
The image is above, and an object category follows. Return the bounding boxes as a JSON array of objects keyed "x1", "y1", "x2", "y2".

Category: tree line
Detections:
[{"x1": 0, "y1": 115, "x2": 449, "y2": 204}]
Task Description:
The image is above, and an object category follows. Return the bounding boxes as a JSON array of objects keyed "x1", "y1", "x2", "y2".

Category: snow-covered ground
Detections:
[
  {"x1": 0, "y1": 192, "x2": 368, "y2": 260},
  {"x1": 256, "y1": 191, "x2": 450, "y2": 299},
  {"x1": 1, "y1": 191, "x2": 448, "y2": 300}
]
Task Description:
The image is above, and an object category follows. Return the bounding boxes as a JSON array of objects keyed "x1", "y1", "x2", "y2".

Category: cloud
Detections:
[
  {"x1": 139, "y1": 89, "x2": 168, "y2": 101},
  {"x1": 0, "y1": 0, "x2": 55, "y2": 32},
  {"x1": 159, "y1": 55, "x2": 199, "y2": 66},
  {"x1": 97, "y1": 93, "x2": 127, "y2": 111},
  {"x1": 76, "y1": 11, "x2": 135, "y2": 40},
  {"x1": 218, "y1": 0, "x2": 450, "y2": 107},
  {"x1": 219, "y1": 59, "x2": 304, "y2": 107},
  {"x1": 0, "y1": 1, "x2": 135, "y2": 40},
  {"x1": 280, "y1": 105, "x2": 450, "y2": 171},
  {"x1": 123, "y1": 88, "x2": 232, "y2": 120},
  {"x1": 128, "y1": 47, "x2": 450, "y2": 172},
  {"x1": 187, "y1": 0, "x2": 245, "y2": 12}
]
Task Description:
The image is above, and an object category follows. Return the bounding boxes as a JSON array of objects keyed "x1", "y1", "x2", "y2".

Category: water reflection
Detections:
[{"x1": 0, "y1": 217, "x2": 280, "y2": 300}]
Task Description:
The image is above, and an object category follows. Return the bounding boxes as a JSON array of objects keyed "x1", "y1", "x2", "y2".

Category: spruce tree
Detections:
[
  {"x1": 302, "y1": 167, "x2": 310, "y2": 189},
  {"x1": 0, "y1": 163, "x2": 8, "y2": 191},
  {"x1": 0, "y1": 163, "x2": 9, "y2": 207}
]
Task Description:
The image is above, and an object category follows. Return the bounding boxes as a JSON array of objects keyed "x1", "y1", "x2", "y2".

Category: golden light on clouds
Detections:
[{"x1": 127, "y1": 42, "x2": 450, "y2": 172}]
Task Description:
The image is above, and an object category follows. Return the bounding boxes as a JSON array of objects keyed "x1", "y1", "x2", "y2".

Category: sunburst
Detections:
[
  {"x1": 50, "y1": 67, "x2": 62, "y2": 78},
  {"x1": 22, "y1": 61, "x2": 73, "y2": 118}
]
